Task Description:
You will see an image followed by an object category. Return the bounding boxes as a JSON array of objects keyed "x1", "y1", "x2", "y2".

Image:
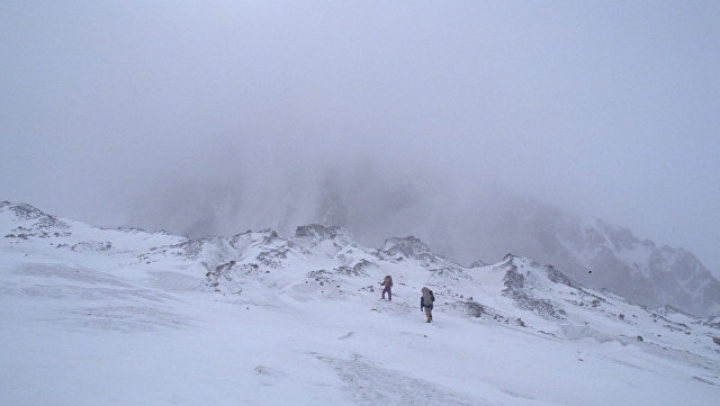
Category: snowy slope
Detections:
[{"x1": 1, "y1": 202, "x2": 719, "y2": 405}]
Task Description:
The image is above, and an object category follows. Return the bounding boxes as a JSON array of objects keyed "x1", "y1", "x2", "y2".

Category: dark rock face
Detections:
[
  {"x1": 381, "y1": 236, "x2": 431, "y2": 259},
  {"x1": 295, "y1": 224, "x2": 348, "y2": 240},
  {"x1": 499, "y1": 255, "x2": 568, "y2": 320}
]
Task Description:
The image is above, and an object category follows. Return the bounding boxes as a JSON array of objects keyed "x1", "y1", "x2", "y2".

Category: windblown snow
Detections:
[{"x1": 1, "y1": 202, "x2": 719, "y2": 405}]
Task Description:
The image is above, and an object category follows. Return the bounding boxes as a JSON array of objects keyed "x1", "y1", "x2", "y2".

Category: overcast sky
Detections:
[{"x1": 1, "y1": 1, "x2": 719, "y2": 274}]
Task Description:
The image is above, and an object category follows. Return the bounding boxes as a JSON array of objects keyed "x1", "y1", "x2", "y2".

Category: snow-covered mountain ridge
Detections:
[
  {"x1": 3, "y1": 200, "x2": 718, "y2": 341},
  {"x1": 439, "y1": 197, "x2": 720, "y2": 318},
  {"x1": 2, "y1": 201, "x2": 720, "y2": 405},
  {"x1": 544, "y1": 213, "x2": 720, "y2": 317}
]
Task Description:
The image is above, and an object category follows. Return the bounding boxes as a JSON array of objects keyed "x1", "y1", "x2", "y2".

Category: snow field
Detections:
[{"x1": 1, "y1": 208, "x2": 719, "y2": 405}]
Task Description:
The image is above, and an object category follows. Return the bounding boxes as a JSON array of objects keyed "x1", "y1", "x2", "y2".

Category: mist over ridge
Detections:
[
  {"x1": 2, "y1": 3, "x2": 719, "y2": 286},
  {"x1": 112, "y1": 158, "x2": 720, "y2": 317}
]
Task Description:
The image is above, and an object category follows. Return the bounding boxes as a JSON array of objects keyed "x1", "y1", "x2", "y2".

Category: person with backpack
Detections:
[
  {"x1": 380, "y1": 275, "x2": 393, "y2": 301},
  {"x1": 420, "y1": 287, "x2": 435, "y2": 323}
]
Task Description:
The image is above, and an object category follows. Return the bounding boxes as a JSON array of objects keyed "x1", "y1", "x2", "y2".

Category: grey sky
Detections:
[{"x1": 2, "y1": 1, "x2": 719, "y2": 274}]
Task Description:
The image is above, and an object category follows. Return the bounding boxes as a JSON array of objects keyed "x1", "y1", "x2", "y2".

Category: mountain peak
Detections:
[
  {"x1": 381, "y1": 236, "x2": 431, "y2": 258},
  {"x1": 1, "y1": 201, "x2": 69, "y2": 230},
  {"x1": 294, "y1": 224, "x2": 350, "y2": 241}
]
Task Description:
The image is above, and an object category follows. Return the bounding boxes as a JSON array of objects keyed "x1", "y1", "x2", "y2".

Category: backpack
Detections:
[
  {"x1": 384, "y1": 275, "x2": 393, "y2": 287},
  {"x1": 422, "y1": 287, "x2": 434, "y2": 306}
]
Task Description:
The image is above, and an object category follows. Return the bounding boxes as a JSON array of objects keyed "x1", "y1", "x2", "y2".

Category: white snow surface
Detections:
[{"x1": 1, "y1": 202, "x2": 719, "y2": 405}]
